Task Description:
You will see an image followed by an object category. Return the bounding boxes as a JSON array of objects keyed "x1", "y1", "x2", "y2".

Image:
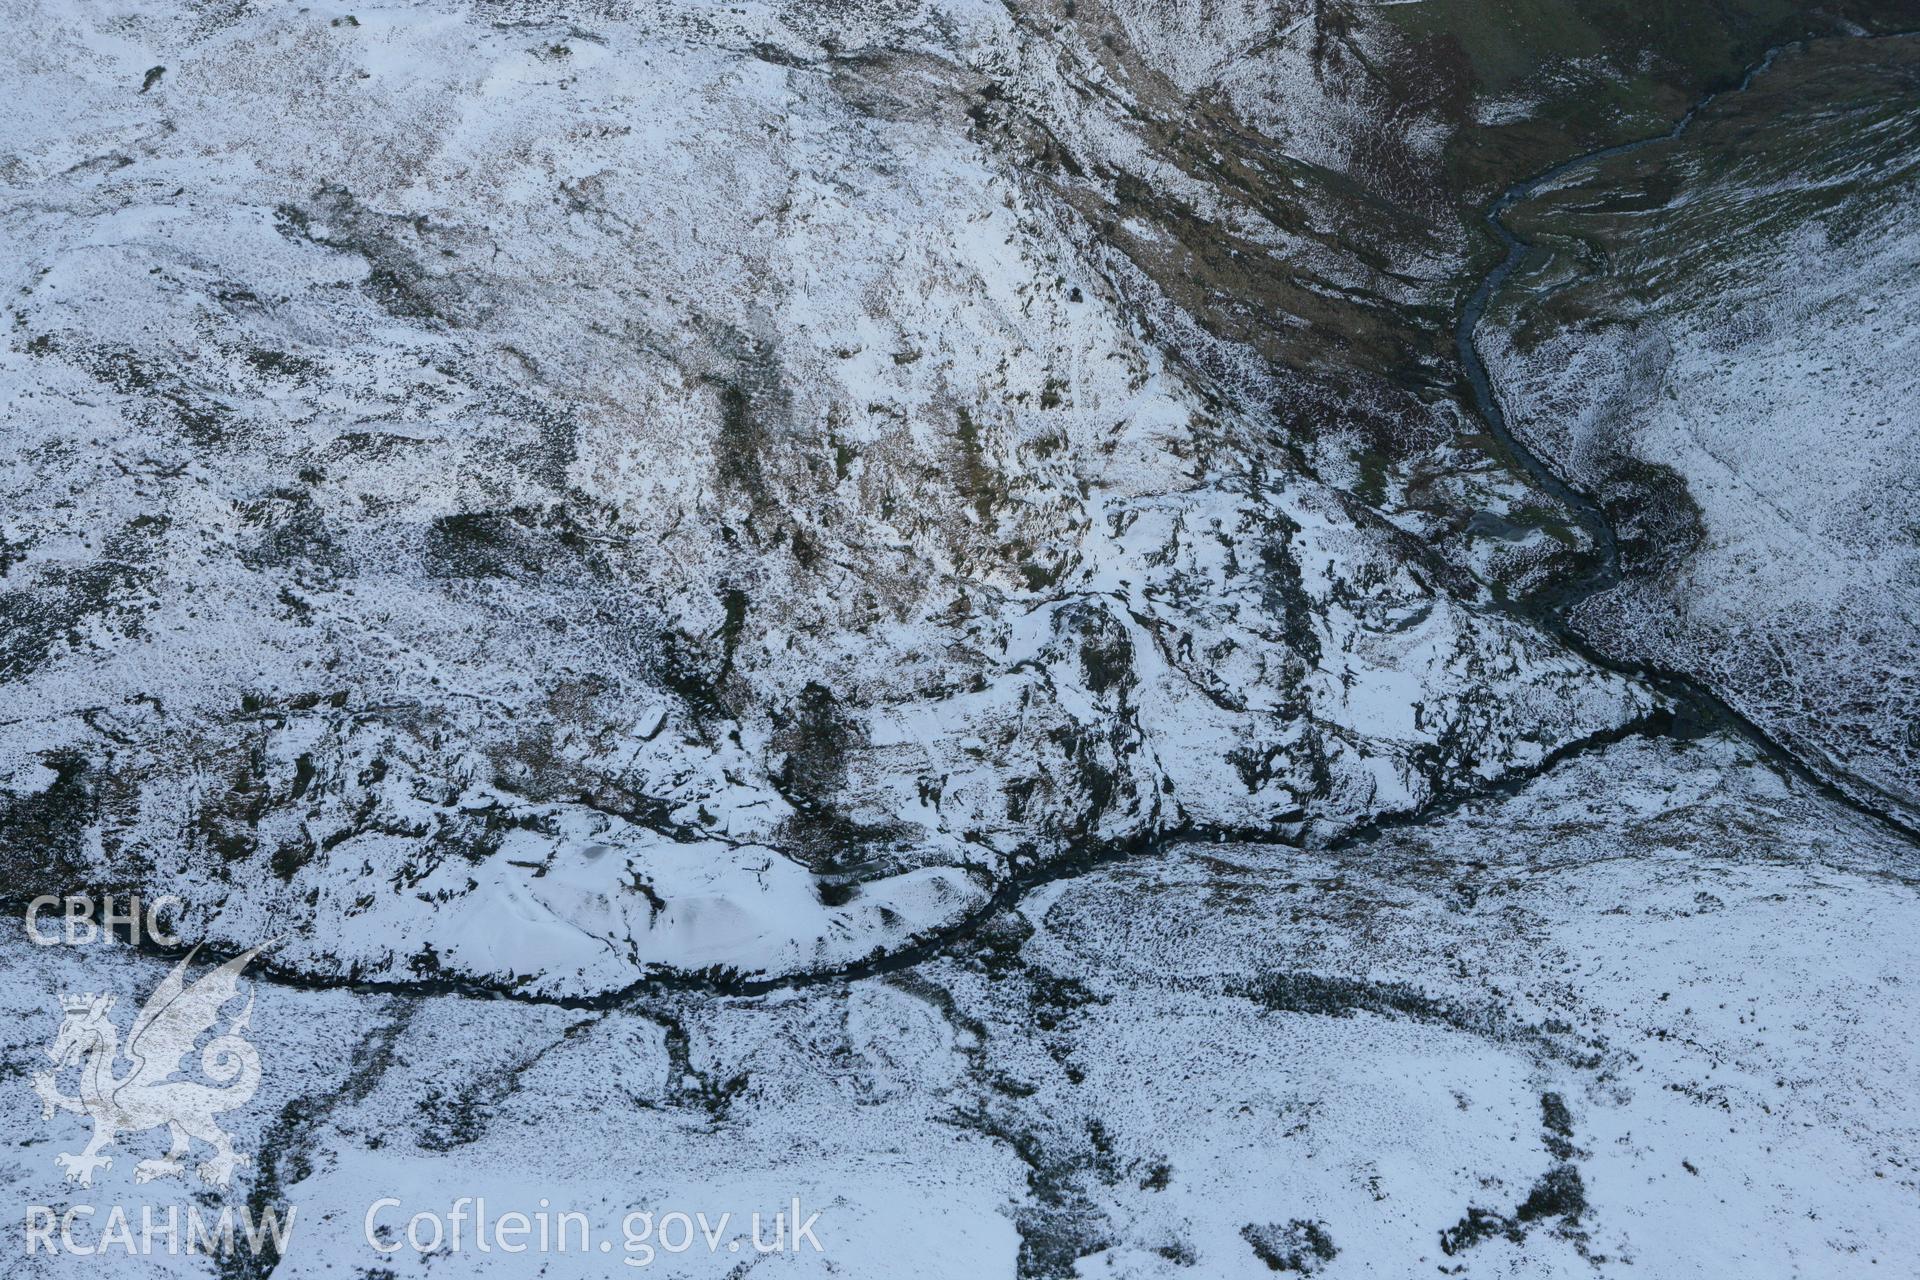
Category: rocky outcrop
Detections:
[{"x1": 0, "y1": 0, "x2": 1676, "y2": 991}]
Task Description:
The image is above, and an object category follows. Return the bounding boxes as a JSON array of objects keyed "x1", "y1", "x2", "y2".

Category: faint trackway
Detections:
[{"x1": 34, "y1": 31, "x2": 1920, "y2": 1012}]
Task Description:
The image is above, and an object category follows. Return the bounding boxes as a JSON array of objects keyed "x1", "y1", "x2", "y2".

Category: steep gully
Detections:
[{"x1": 46, "y1": 34, "x2": 1920, "y2": 1010}]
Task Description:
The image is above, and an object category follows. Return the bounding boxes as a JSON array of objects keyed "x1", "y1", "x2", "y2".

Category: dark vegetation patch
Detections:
[
  {"x1": 1256, "y1": 518, "x2": 1321, "y2": 670},
  {"x1": 423, "y1": 511, "x2": 541, "y2": 580},
  {"x1": 769, "y1": 681, "x2": 916, "y2": 873},
  {"x1": 48, "y1": 339, "x2": 235, "y2": 445},
  {"x1": 1233, "y1": 970, "x2": 1601, "y2": 1067},
  {"x1": 1069, "y1": 604, "x2": 1135, "y2": 700},
  {"x1": 240, "y1": 490, "x2": 347, "y2": 579},
  {"x1": 1242, "y1": 1219, "x2": 1338, "y2": 1273},
  {"x1": 1592, "y1": 452, "x2": 1707, "y2": 579},
  {"x1": 1541, "y1": 1090, "x2": 1575, "y2": 1158},
  {"x1": 944, "y1": 1099, "x2": 1116, "y2": 1280},
  {"x1": 245, "y1": 347, "x2": 324, "y2": 380},
  {"x1": 0, "y1": 750, "x2": 98, "y2": 897},
  {"x1": 1440, "y1": 1086, "x2": 1590, "y2": 1256},
  {"x1": 274, "y1": 185, "x2": 480, "y2": 325},
  {"x1": 1439, "y1": 1163, "x2": 1586, "y2": 1255},
  {"x1": 953, "y1": 407, "x2": 1003, "y2": 531},
  {"x1": 0, "y1": 515, "x2": 165, "y2": 681},
  {"x1": 217, "y1": 1006, "x2": 413, "y2": 1280}
]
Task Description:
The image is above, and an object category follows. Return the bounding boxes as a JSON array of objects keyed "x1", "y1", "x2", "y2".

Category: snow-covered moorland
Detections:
[
  {"x1": 3, "y1": 1, "x2": 1919, "y2": 1276},
  {"x1": 6, "y1": 733, "x2": 1918, "y2": 1277},
  {"x1": 1484, "y1": 37, "x2": 1920, "y2": 828}
]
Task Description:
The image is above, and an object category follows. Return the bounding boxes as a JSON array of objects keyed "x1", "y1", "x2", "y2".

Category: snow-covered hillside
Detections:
[
  {"x1": 0, "y1": 0, "x2": 1659, "y2": 990},
  {"x1": 4, "y1": 3, "x2": 1919, "y2": 1278},
  {"x1": 1483, "y1": 37, "x2": 1920, "y2": 827}
]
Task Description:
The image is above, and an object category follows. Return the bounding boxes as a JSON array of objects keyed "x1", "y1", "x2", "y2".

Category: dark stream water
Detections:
[
  {"x1": 1451, "y1": 41, "x2": 1920, "y2": 842},
  {"x1": 66, "y1": 43, "x2": 1920, "y2": 1010}
]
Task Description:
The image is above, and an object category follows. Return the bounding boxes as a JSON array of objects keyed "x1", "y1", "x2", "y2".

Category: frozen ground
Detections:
[{"x1": 0, "y1": 0, "x2": 1658, "y2": 991}]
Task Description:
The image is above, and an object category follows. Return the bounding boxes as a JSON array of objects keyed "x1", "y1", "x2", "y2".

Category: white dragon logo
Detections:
[{"x1": 33, "y1": 945, "x2": 268, "y2": 1188}]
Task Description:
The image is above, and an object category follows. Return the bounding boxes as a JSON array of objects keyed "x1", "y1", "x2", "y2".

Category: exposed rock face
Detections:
[
  {"x1": 1483, "y1": 37, "x2": 1920, "y2": 826},
  {"x1": 0, "y1": 0, "x2": 1677, "y2": 991}
]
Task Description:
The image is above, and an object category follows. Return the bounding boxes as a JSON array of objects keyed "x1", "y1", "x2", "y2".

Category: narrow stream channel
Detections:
[
  {"x1": 1452, "y1": 39, "x2": 1920, "y2": 842},
  {"x1": 1455, "y1": 47, "x2": 1787, "y2": 615}
]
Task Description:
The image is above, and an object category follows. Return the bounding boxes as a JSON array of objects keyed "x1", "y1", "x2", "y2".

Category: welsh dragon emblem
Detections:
[{"x1": 34, "y1": 945, "x2": 268, "y2": 1188}]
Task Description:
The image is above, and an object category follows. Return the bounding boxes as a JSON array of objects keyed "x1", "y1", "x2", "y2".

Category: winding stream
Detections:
[
  {"x1": 31, "y1": 40, "x2": 1919, "y2": 1012},
  {"x1": 1454, "y1": 38, "x2": 1920, "y2": 842},
  {"x1": 1455, "y1": 46, "x2": 1787, "y2": 613}
]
